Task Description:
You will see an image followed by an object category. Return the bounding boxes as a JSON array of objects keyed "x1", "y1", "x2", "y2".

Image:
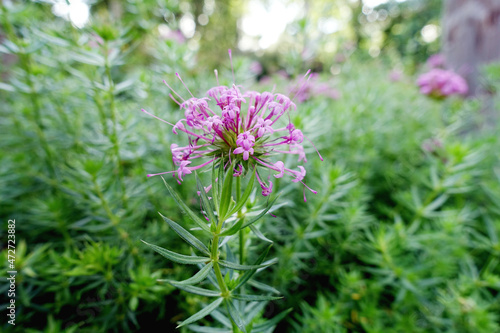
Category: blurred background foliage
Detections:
[{"x1": 1, "y1": 0, "x2": 500, "y2": 332}]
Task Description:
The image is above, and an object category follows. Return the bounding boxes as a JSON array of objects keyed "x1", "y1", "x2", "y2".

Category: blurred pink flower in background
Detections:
[
  {"x1": 427, "y1": 54, "x2": 446, "y2": 68},
  {"x1": 389, "y1": 69, "x2": 403, "y2": 82},
  {"x1": 158, "y1": 25, "x2": 185, "y2": 43},
  {"x1": 249, "y1": 61, "x2": 263, "y2": 75},
  {"x1": 289, "y1": 72, "x2": 340, "y2": 102},
  {"x1": 417, "y1": 68, "x2": 468, "y2": 98}
]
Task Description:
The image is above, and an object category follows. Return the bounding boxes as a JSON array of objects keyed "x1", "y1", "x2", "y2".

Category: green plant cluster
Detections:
[{"x1": 1, "y1": 1, "x2": 500, "y2": 333}]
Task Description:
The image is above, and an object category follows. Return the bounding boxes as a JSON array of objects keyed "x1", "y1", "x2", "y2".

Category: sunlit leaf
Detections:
[
  {"x1": 141, "y1": 240, "x2": 209, "y2": 265},
  {"x1": 161, "y1": 177, "x2": 211, "y2": 233},
  {"x1": 159, "y1": 212, "x2": 209, "y2": 255},
  {"x1": 177, "y1": 298, "x2": 224, "y2": 328}
]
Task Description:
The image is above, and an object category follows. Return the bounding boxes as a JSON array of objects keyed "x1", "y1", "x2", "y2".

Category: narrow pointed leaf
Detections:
[
  {"x1": 210, "y1": 309, "x2": 233, "y2": 328},
  {"x1": 168, "y1": 281, "x2": 221, "y2": 297},
  {"x1": 219, "y1": 218, "x2": 245, "y2": 237},
  {"x1": 246, "y1": 301, "x2": 268, "y2": 323},
  {"x1": 196, "y1": 173, "x2": 217, "y2": 224},
  {"x1": 217, "y1": 158, "x2": 224, "y2": 204},
  {"x1": 247, "y1": 279, "x2": 280, "y2": 294},
  {"x1": 231, "y1": 294, "x2": 283, "y2": 301},
  {"x1": 187, "y1": 326, "x2": 231, "y2": 333},
  {"x1": 251, "y1": 308, "x2": 293, "y2": 332},
  {"x1": 198, "y1": 263, "x2": 219, "y2": 288},
  {"x1": 177, "y1": 298, "x2": 224, "y2": 328},
  {"x1": 250, "y1": 224, "x2": 273, "y2": 243},
  {"x1": 228, "y1": 169, "x2": 256, "y2": 216},
  {"x1": 242, "y1": 194, "x2": 281, "y2": 229},
  {"x1": 225, "y1": 300, "x2": 247, "y2": 333},
  {"x1": 159, "y1": 262, "x2": 213, "y2": 285},
  {"x1": 423, "y1": 194, "x2": 449, "y2": 215},
  {"x1": 161, "y1": 177, "x2": 211, "y2": 233},
  {"x1": 219, "y1": 163, "x2": 235, "y2": 220},
  {"x1": 160, "y1": 213, "x2": 210, "y2": 255},
  {"x1": 141, "y1": 240, "x2": 209, "y2": 265},
  {"x1": 211, "y1": 162, "x2": 220, "y2": 213},
  {"x1": 218, "y1": 259, "x2": 274, "y2": 271},
  {"x1": 233, "y1": 245, "x2": 272, "y2": 291}
]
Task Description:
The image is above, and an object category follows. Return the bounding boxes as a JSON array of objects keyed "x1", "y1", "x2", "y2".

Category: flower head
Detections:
[
  {"x1": 417, "y1": 68, "x2": 468, "y2": 98},
  {"x1": 143, "y1": 50, "x2": 322, "y2": 200}
]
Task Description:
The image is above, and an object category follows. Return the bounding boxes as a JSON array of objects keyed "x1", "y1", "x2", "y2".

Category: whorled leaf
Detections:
[
  {"x1": 227, "y1": 168, "x2": 256, "y2": 217},
  {"x1": 242, "y1": 194, "x2": 281, "y2": 229},
  {"x1": 218, "y1": 259, "x2": 275, "y2": 271},
  {"x1": 158, "y1": 262, "x2": 213, "y2": 286},
  {"x1": 161, "y1": 176, "x2": 211, "y2": 233},
  {"x1": 231, "y1": 294, "x2": 283, "y2": 301},
  {"x1": 177, "y1": 298, "x2": 224, "y2": 328},
  {"x1": 141, "y1": 240, "x2": 209, "y2": 265},
  {"x1": 251, "y1": 308, "x2": 293, "y2": 332},
  {"x1": 225, "y1": 299, "x2": 247, "y2": 333},
  {"x1": 167, "y1": 281, "x2": 221, "y2": 297},
  {"x1": 159, "y1": 212, "x2": 210, "y2": 255},
  {"x1": 195, "y1": 172, "x2": 217, "y2": 225},
  {"x1": 219, "y1": 162, "x2": 235, "y2": 221},
  {"x1": 233, "y1": 244, "x2": 272, "y2": 291}
]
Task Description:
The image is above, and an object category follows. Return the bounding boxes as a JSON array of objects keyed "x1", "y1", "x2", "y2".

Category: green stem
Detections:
[
  {"x1": 211, "y1": 234, "x2": 229, "y2": 296},
  {"x1": 92, "y1": 93, "x2": 109, "y2": 136},
  {"x1": 92, "y1": 176, "x2": 139, "y2": 261},
  {"x1": 236, "y1": 177, "x2": 246, "y2": 265}
]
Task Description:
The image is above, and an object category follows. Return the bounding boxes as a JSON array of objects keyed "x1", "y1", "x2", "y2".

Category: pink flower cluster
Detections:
[
  {"x1": 417, "y1": 68, "x2": 468, "y2": 98},
  {"x1": 289, "y1": 73, "x2": 340, "y2": 103},
  {"x1": 142, "y1": 52, "x2": 321, "y2": 200}
]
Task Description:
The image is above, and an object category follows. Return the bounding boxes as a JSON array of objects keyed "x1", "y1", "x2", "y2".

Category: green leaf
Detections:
[
  {"x1": 0, "y1": 82, "x2": 15, "y2": 92},
  {"x1": 231, "y1": 294, "x2": 283, "y2": 301},
  {"x1": 159, "y1": 262, "x2": 213, "y2": 285},
  {"x1": 177, "y1": 298, "x2": 224, "y2": 328},
  {"x1": 218, "y1": 259, "x2": 274, "y2": 271},
  {"x1": 141, "y1": 240, "x2": 209, "y2": 265},
  {"x1": 211, "y1": 162, "x2": 220, "y2": 214},
  {"x1": 219, "y1": 218, "x2": 245, "y2": 237},
  {"x1": 217, "y1": 158, "x2": 224, "y2": 203},
  {"x1": 250, "y1": 224, "x2": 273, "y2": 243},
  {"x1": 219, "y1": 163, "x2": 234, "y2": 220},
  {"x1": 161, "y1": 177, "x2": 211, "y2": 233},
  {"x1": 233, "y1": 245, "x2": 272, "y2": 291},
  {"x1": 114, "y1": 78, "x2": 135, "y2": 94},
  {"x1": 187, "y1": 325, "x2": 231, "y2": 333},
  {"x1": 159, "y1": 213, "x2": 210, "y2": 255},
  {"x1": 210, "y1": 309, "x2": 233, "y2": 328},
  {"x1": 225, "y1": 300, "x2": 247, "y2": 333},
  {"x1": 227, "y1": 169, "x2": 256, "y2": 216},
  {"x1": 68, "y1": 51, "x2": 105, "y2": 66},
  {"x1": 168, "y1": 281, "x2": 221, "y2": 297},
  {"x1": 129, "y1": 297, "x2": 139, "y2": 311},
  {"x1": 423, "y1": 194, "x2": 449, "y2": 216},
  {"x1": 196, "y1": 173, "x2": 217, "y2": 225},
  {"x1": 242, "y1": 194, "x2": 281, "y2": 229},
  {"x1": 32, "y1": 29, "x2": 71, "y2": 47},
  {"x1": 251, "y1": 308, "x2": 293, "y2": 332},
  {"x1": 247, "y1": 280, "x2": 281, "y2": 294}
]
